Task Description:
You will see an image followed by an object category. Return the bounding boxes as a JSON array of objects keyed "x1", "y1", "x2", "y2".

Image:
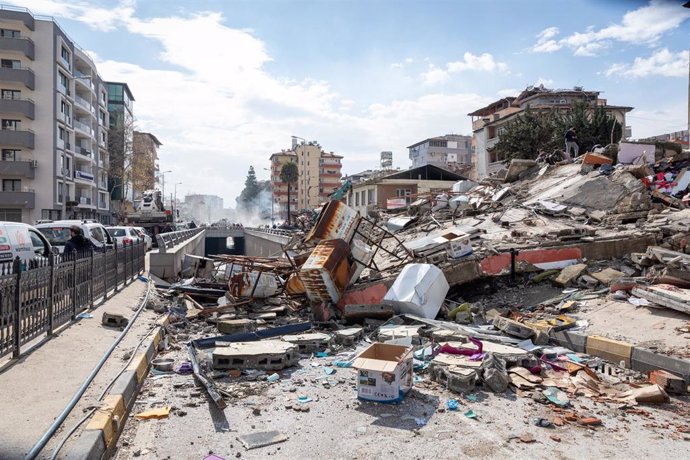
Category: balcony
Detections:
[
  {"x1": 73, "y1": 120, "x2": 93, "y2": 137},
  {"x1": 0, "y1": 97, "x2": 34, "y2": 119},
  {"x1": 74, "y1": 169, "x2": 94, "y2": 182},
  {"x1": 74, "y1": 94, "x2": 91, "y2": 112},
  {"x1": 0, "y1": 9, "x2": 35, "y2": 30},
  {"x1": 77, "y1": 146, "x2": 92, "y2": 157},
  {"x1": 56, "y1": 111, "x2": 71, "y2": 126},
  {"x1": 0, "y1": 189, "x2": 34, "y2": 208},
  {"x1": 0, "y1": 128, "x2": 34, "y2": 149},
  {"x1": 0, "y1": 66, "x2": 34, "y2": 90},
  {"x1": 0, "y1": 159, "x2": 35, "y2": 178},
  {"x1": 77, "y1": 196, "x2": 93, "y2": 207},
  {"x1": 0, "y1": 36, "x2": 34, "y2": 60}
]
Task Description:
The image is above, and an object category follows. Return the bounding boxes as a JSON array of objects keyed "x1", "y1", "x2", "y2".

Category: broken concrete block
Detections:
[
  {"x1": 578, "y1": 274, "x2": 600, "y2": 289},
  {"x1": 591, "y1": 268, "x2": 625, "y2": 285},
  {"x1": 429, "y1": 363, "x2": 478, "y2": 393},
  {"x1": 334, "y1": 327, "x2": 363, "y2": 346},
  {"x1": 102, "y1": 312, "x2": 128, "y2": 328},
  {"x1": 648, "y1": 369, "x2": 688, "y2": 395},
  {"x1": 217, "y1": 319, "x2": 256, "y2": 335},
  {"x1": 213, "y1": 340, "x2": 298, "y2": 371},
  {"x1": 553, "y1": 263, "x2": 588, "y2": 286},
  {"x1": 377, "y1": 325, "x2": 421, "y2": 344},
  {"x1": 504, "y1": 159, "x2": 537, "y2": 183},
  {"x1": 481, "y1": 353, "x2": 509, "y2": 393},
  {"x1": 492, "y1": 316, "x2": 534, "y2": 339},
  {"x1": 342, "y1": 304, "x2": 395, "y2": 323},
  {"x1": 282, "y1": 332, "x2": 333, "y2": 353}
]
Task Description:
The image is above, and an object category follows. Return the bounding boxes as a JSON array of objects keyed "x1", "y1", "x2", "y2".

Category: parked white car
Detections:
[
  {"x1": 36, "y1": 220, "x2": 114, "y2": 253},
  {"x1": 106, "y1": 226, "x2": 143, "y2": 247},
  {"x1": 132, "y1": 227, "x2": 153, "y2": 251}
]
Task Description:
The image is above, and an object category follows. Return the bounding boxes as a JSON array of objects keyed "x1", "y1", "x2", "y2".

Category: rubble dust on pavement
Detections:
[{"x1": 116, "y1": 148, "x2": 690, "y2": 459}]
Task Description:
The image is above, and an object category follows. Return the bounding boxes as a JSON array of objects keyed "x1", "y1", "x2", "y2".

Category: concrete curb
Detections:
[
  {"x1": 550, "y1": 329, "x2": 690, "y2": 383},
  {"x1": 65, "y1": 315, "x2": 169, "y2": 460}
]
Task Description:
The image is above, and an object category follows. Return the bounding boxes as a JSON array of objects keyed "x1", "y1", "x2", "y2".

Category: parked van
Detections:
[
  {"x1": 35, "y1": 220, "x2": 114, "y2": 253},
  {"x1": 0, "y1": 222, "x2": 53, "y2": 266}
]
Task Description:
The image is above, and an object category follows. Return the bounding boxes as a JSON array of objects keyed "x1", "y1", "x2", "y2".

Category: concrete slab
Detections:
[{"x1": 212, "y1": 340, "x2": 298, "y2": 370}]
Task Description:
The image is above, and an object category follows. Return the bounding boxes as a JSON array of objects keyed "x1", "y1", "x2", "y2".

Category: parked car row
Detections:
[{"x1": 0, "y1": 220, "x2": 156, "y2": 268}]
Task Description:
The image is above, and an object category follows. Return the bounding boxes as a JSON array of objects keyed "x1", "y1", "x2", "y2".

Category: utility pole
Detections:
[{"x1": 685, "y1": 2, "x2": 690, "y2": 145}]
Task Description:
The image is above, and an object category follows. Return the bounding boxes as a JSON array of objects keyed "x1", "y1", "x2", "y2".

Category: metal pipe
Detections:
[{"x1": 25, "y1": 280, "x2": 153, "y2": 460}]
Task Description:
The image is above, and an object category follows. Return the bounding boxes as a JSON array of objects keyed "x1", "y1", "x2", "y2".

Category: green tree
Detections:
[
  {"x1": 237, "y1": 166, "x2": 260, "y2": 210},
  {"x1": 495, "y1": 102, "x2": 623, "y2": 162},
  {"x1": 279, "y1": 161, "x2": 298, "y2": 224}
]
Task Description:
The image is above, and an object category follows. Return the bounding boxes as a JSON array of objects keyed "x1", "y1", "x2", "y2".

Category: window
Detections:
[
  {"x1": 396, "y1": 188, "x2": 412, "y2": 204},
  {"x1": 1, "y1": 89, "x2": 20, "y2": 100},
  {"x1": 2, "y1": 179, "x2": 21, "y2": 191},
  {"x1": 60, "y1": 46, "x2": 70, "y2": 62},
  {"x1": 1, "y1": 59, "x2": 21, "y2": 69},
  {"x1": 2, "y1": 149, "x2": 19, "y2": 161},
  {"x1": 0, "y1": 209, "x2": 21, "y2": 222},
  {"x1": 367, "y1": 189, "x2": 374, "y2": 204},
  {"x1": 1, "y1": 119, "x2": 20, "y2": 130},
  {"x1": 0, "y1": 29, "x2": 20, "y2": 38},
  {"x1": 89, "y1": 227, "x2": 105, "y2": 243},
  {"x1": 58, "y1": 127, "x2": 66, "y2": 140},
  {"x1": 59, "y1": 72, "x2": 68, "y2": 89},
  {"x1": 355, "y1": 192, "x2": 359, "y2": 206},
  {"x1": 41, "y1": 209, "x2": 62, "y2": 221}
]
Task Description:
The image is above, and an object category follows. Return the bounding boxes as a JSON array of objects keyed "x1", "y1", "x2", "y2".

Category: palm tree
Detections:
[{"x1": 279, "y1": 161, "x2": 298, "y2": 224}]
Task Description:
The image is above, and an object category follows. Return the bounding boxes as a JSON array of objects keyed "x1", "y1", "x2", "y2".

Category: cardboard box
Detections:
[{"x1": 352, "y1": 343, "x2": 413, "y2": 403}]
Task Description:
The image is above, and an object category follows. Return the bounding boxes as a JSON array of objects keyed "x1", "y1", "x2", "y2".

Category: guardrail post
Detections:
[
  {"x1": 12, "y1": 258, "x2": 22, "y2": 359},
  {"x1": 103, "y1": 250, "x2": 109, "y2": 300},
  {"x1": 71, "y1": 254, "x2": 77, "y2": 319},
  {"x1": 47, "y1": 254, "x2": 54, "y2": 335},
  {"x1": 89, "y1": 249, "x2": 95, "y2": 308},
  {"x1": 113, "y1": 243, "x2": 119, "y2": 293}
]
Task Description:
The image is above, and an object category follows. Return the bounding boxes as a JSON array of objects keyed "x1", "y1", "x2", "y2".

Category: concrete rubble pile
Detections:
[{"x1": 145, "y1": 151, "x2": 690, "y2": 446}]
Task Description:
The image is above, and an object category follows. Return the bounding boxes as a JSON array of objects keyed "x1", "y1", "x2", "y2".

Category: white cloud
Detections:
[
  {"x1": 497, "y1": 88, "x2": 518, "y2": 97},
  {"x1": 420, "y1": 52, "x2": 507, "y2": 85},
  {"x1": 534, "y1": 77, "x2": 554, "y2": 87},
  {"x1": 605, "y1": 48, "x2": 690, "y2": 78},
  {"x1": 532, "y1": 0, "x2": 690, "y2": 56},
  {"x1": 6, "y1": 0, "x2": 135, "y2": 31},
  {"x1": 420, "y1": 65, "x2": 450, "y2": 85}
]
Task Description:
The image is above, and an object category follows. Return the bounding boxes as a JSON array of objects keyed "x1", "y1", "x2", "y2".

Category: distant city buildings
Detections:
[
  {"x1": 106, "y1": 81, "x2": 135, "y2": 220},
  {"x1": 132, "y1": 131, "x2": 161, "y2": 199},
  {"x1": 640, "y1": 129, "x2": 689, "y2": 147},
  {"x1": 407, "y1": 134, "x2": 473, "y2": 173},
  {"x1": 0, "y1": 6, "x2": 112, "y2": 223},
  {"x1": 468, "y1": 86, "x2": 633, "y2": 179},
  {"x1": 269, "y1": 138, "x2": 342, "y2": 221}
]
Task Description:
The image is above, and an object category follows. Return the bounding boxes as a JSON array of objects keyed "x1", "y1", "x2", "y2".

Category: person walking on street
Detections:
[
  {"x1": 564, "y1": 127, "x2": 578, "y2": 160},
  {"x1": 64, "y1": 225, "x2": 93, "y2": 257}
]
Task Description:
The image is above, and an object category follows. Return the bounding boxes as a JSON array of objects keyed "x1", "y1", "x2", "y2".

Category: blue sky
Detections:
[{"x1": 8, "y1": 0, "x2": 690, "y2": 205}]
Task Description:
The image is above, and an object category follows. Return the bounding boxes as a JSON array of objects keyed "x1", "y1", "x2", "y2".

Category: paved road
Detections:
[{"x1": 0, "y1": 280, "x2": 156, "y2": 460}]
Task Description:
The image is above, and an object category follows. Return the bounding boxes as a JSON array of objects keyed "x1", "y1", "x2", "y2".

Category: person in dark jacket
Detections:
[
  {"x1": 64, "y1": 225, "x2": 93, "y2": 256},
  {"x1": 564, "y1": 127, "x2": 578, "y2": 160}
]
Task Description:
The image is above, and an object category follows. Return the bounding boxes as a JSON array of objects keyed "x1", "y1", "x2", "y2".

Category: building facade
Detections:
[
  {"x1": 132, "y1": 131, "x2": 161, "y2": 201},
  {"x1": 269, "y1": 139, "x2": 343, "y2": 221},
  {"x1": 0, "y1": 6, "x2": 111, "y2": 223},
  {"x1": 345, "y1": 165, "x2": 466, "y2": 216},
  {"x1": 640, "y1": 129, "x2": 689, "y2": 147},
  {"x1": 468, "y1": 86, "x2": 633, "y2": 179},
  {"x1": 106, "y1": 81, "x2": 135, "y2": 222},
  {"x1": 408, "y1": 134, "x2": 472, "y2": 170}
]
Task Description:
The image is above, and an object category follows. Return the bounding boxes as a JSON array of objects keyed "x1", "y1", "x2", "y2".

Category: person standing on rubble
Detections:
[{"x1": 564, "y1": 127, "x2": 578, "y2": 160}]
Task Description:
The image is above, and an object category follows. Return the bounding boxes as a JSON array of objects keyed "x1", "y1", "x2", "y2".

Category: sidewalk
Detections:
[{"x1": 0, "y1": 279, "x2": 158, "y2": 459}]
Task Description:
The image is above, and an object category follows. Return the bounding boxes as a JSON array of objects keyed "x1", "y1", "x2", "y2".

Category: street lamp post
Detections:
[
  {"x1": 156, "y1": 170, "x2": 172, "y2": 206},
  {"x1": 174, "y1": 182, "x2": 182, "y2": 223}
]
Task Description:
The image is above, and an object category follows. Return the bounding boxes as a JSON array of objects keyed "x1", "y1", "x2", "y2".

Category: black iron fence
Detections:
[{"x1": 0, "y1": 241, "x2": 146, "y2": 360}]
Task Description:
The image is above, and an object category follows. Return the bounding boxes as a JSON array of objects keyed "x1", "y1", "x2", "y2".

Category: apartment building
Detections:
[
  {"x1": 0, "y1": 6, "x2": 111, "y2": 223},
  {"x1": 408, "y1": 134, "x2": 473, "y2": 172},
  {"x1": 468, "y1": 86, "x2": 633, "y2": 179},
  {"x1": 269, "y1": 139, "x2": 343, "y2": 221},
  {"x1": 132, "y1": 131, "x2": 161, "y2": 200},
  {"x1": 106, "y1": 81, "x2": 135, "y2": 220}
]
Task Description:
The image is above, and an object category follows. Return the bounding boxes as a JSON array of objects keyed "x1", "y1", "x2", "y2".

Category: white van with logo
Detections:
[
  {"x1": 35, "y1": 220, "x2": 114, "y2": 253},
  {"x1": 0, "y1": 222, "x2": 53, "y2": 267}
]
